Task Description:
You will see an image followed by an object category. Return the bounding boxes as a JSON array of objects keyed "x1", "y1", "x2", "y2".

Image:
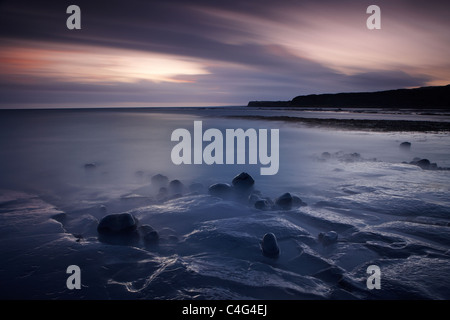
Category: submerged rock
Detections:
[
  {"x1": 232, "y1": 172, "x2": 255, "y2": 191},
  {"x1": 261, "y1": 233, "x2": 280, "y2": 258},
  {"x1": 208, "y1": 183, "x2": 233, "y2": 199},
  {"x1": 84, "y1": 162, "x2": 97, "y2": 169},
  {"x1": 318, "y1": 231, "x2": 338, "y2": 245},
  {"x1": 409, "y1": 158, "x2": 438, "y2": 170},
  {"x1": 254, "y1": 199, "x2": 272, "y2": 211},
  {"x1": 97, "y1": 213, "x2": 138, "y2": 235},
  {"x1": 151, "y1": 174, "x2": 169, "y2": 188},
  {"x1": 169, "y1": 179, "x2": 184, "y2": 194},
  {"x1": 321, "y1": 152, "x2": 331, "y2": 160},
  {"x1": 399, "y1": 142, "x2": 411, "y2": 150}
]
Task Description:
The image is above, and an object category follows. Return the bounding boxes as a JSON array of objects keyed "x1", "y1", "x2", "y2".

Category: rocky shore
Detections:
[{"x1": 226, "y1": 115, "x2": 450, "y2": 132}]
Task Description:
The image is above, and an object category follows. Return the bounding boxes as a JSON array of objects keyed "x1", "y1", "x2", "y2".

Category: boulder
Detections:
[
  {"x1": 97, "y1": 213, "x2": 138, "y2": 235},
  {"x1": 254, "y1": 199, "x2": 272, "y2": 211},
  {"x1": 410, "y1": 158, "x2": 438, "y2": 170},
  {"x1": 275, "y1": 192, "x2": 293, "y2": 210},
  {"x1": 157, "y1": 187, "x2": 168, "y2": 202},
  {"x1": 169, "y1": 179, "x2": 184, "y2": 194},
  {"x1": 231, "y1": 172, "x2": 255, "y2": 191},
  {"x1": 151, "y1": 174, "x2": 169, "y2": 188},
  {"x1": 260, "y1": 233, "x2": 280, "y2": 258},
  {"x1": 292, "y1": 195, "x2": 307, "y2": 207},
  {"x1": 139, "y1": 225, "x2": 159, "y2": 244},
  {"x1": 208, "y1": 183, "x2": 233, "y2": 199}
]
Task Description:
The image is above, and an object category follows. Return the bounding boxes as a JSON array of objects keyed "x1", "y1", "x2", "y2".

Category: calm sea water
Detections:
[{"x1": 0, "y1": 108, "x2": 449, "y2": 299}]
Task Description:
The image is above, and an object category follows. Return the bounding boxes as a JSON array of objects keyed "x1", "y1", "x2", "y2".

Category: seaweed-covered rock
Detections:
[{"x1": 260, "y1": 233, "x2": 280, "y2": 258}]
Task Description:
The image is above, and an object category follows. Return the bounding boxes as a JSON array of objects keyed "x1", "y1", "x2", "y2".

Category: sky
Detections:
[{"x1": 0, "y1": 0, "x2": 449, "y2": 108}]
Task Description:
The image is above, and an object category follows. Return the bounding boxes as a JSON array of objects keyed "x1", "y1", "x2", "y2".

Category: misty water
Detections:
[{"x1": 0, "y1": 108, "x2": 449, "y2": 299}]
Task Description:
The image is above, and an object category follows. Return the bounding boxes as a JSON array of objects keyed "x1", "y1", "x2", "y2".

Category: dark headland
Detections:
[
  {"x1": 248, "y1": 84, "x2": 450, "y2": 109},
  {"x1": 238, "y1": 85, "x2": 450, "y2": 132}
]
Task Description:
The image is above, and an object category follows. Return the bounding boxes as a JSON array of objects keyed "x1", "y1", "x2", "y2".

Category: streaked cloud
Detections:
[
  {"x1": 0, "y1": 41, "x2": 209, "y2": 84},
  {"x1": 0, "y1": 0, "x2": 448, "y2": 108}
]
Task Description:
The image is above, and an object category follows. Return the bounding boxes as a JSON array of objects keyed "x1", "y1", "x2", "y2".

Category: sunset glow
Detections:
[
  {"x1": 0, "y1": 0, "x2": 449, "y2": 107},
  {"x1": 0, "y1": 42, "x2": 209, "y2": 84}
]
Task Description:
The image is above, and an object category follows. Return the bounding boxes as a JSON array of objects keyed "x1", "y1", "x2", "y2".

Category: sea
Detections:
[{"x1": 0, "y1": 106, "x2": 449, "y2": 300}]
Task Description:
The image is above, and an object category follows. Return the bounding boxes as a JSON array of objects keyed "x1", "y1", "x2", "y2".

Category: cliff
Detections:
[{"x1": 248, "y1": 85, "x2": 450, "y2": 109}]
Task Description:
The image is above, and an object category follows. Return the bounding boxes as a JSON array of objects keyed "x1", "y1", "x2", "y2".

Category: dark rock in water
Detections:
[
  {"x1": 275, "y1": 192, "x2": 293, "y2": 210},
  {"x1": 232, "y1": 172, "x2": 255, "y2": 191},
  {"x1": 416, "y1": 159, "x2": 431, "y2": 169},
  {"x1": 97, "y1": 213, "x2": 138, "y2": 234},
  {"x1": 275, "y1": 193, "x2": 306, "y2": 210},
  {"x1": 208, "y1": 183, "x2": 233, "y2": 199},
  {"x1": 156, "y1": 187, "x2": 168, "y2": 202},
  {"x1": 292, "y1": 195, "x2": 307, "y2": 207},
  {"x1": 345, "y1": 153, "x2": 361, "y2": 162},
  {"x1": 151, "y1": 174, "x2": 169, "y2": 188},
  {"x1": 261, "y1": 233, "x2": 280, "y2": 258},
  {"x1": 399, "y1": 142, "x2": 411, "y2": 150},
  {"x1": 318, "y1": 231, "x2": 338, "y2": 245},
  {"x1": 97, "y1": 213, "x2": 139, "y2": 245},
  {"x1": 169, "y1": 179, "x2": 184, "y2": 194},
  {"x1": 254, "y1": 199, "x2": 272, "y2": 211},
  {"x1": 84, "y1": 162, "x2": 97, "y2": 169},
  {"x1": 409, "y1": 158, "x2": 439, "y2": 170},
  {"x1": 248, "y1": 193, "x2": 261, "y2": 206},
  {"x1": 321, "y1": 152, "x2": 331, "y2": 159},
  {"x1": 144, "y1": 230, "x2": 159, "y2": 243},
  {"x1": 139, "y1": 225, "x2": 159, "y2": 244}
]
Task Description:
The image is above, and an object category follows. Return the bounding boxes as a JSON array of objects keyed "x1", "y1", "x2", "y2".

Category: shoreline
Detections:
[{"x1": 225, "y1": 115, "x2": 450, "y2": 132}]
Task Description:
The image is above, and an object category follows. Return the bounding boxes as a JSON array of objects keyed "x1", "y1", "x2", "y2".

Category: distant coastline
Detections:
[{"x1": 248, "y1": 84, "x2": 450, "y2": 109}]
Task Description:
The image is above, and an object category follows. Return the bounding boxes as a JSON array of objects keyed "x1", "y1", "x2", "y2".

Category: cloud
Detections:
[{"x1": 0, "y1": 0, "x2": 449, "y2": 107}]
